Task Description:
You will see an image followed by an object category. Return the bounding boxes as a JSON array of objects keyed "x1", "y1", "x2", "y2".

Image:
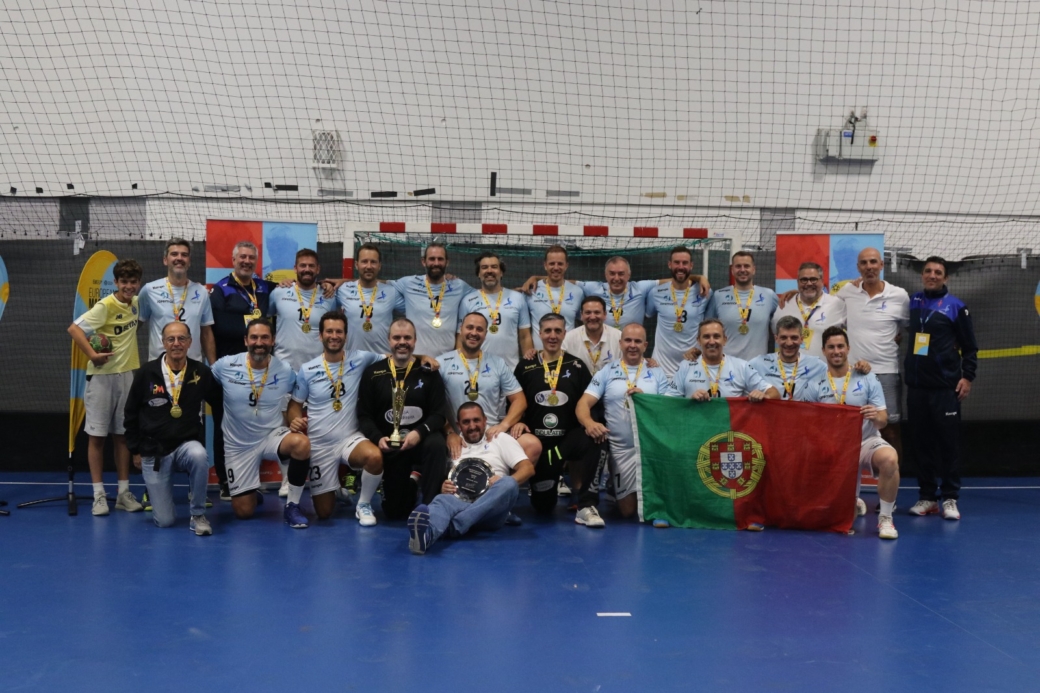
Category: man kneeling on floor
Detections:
[{"x1": 407, "y1": 402, "x2": 534, "y2": 555}]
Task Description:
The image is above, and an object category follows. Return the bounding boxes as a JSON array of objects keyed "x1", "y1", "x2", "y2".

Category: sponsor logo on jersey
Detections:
[
  {"x1": 151, "y1": 384, "x2": 166, "y2": 395},
  {"x1": 543, "y1": 413, "x2": 559, "y2": 428},
  {"x1": 534, "y1": 391, "x2": 569, "y2": 406}
]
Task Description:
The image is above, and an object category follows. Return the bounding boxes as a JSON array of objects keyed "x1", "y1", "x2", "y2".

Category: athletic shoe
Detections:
[
  {"x1": 746, "y1": 522, "x2": 765, "y2": 531},
  {"x1": 283, "y1": 502, "x2": 309, "y2": 529},
  {"x1": 92, "y1": 493, "x2": 109, "y2": 516},
  {"x1": 142, "y1": 492, "x2": 152, "y2": 512},
  {"x1": 652, "y1": 518, "x2": 671, "y2": 529},
  {"x1": 558, "y1": 480, "x2": 572, "y2": 497},
  {"x1": 115, "y1": 490, "x2": 144, "y2": 512},
  {"x1": 878, "y1": 514, "x2": 899, "y2": 540},
  {"x1": 575, "y1": 506, "x2": 605, "y2": 528},
  {"x1": 855, "y1": 498, "x2": 868, "y2": 517},
  {"x1": 942, "y1": 499, "x2": 961, "y2": 521},
  {"x1": 909, "y1": 500, "x2": 939, "y2": 516},
  {"x1": 355, "y1": 502, "x2": 377, "y2": 527},
  {"x1": 407, "y1": 504, "x2": 433, "y2": 555},
  {"x1": 190, "y1": 515, "x2": 213, "y2": 536},
  {"x1": 219, "y1": 483, "x2": 232, "y2": 502},
  {"x1": 505, "y1": 512, "x2": 523, "y2": 526},
  {"x1": 278, "y1": 480, "x2": 289, "y2": 498}
]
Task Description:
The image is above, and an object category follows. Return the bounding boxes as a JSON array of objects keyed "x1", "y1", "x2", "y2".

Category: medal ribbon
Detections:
[
  {"x1": 424, "y1": 277, "x2": 446, "y2": 320},
  {"x1": 827, "y1": 368, "x2": 853, "y2": 405},
  {"x1": 480, "y1": 289, "x2": 504, "y2": 327},
  {"x1": 777, "y1": 355, "x2": 798, "y2": 398},
  {"x1": 322, "y1": 356, "x2": 345, "y2": 407},
  {"x1": 166, "y1": 279, "x2": 187, "y2": 321},
  {"x1": 163, "y1": 358, "x2": 185, "y2": 409},
  {"x1": 623, "y1": 360, "x2": 645, "y2": 391},
  {"x1": 388, "y1": 357, "x2": 415, "y2": 395},
  {"x1": 736, "y1": 288, "x2": 753, "y2": 328},
  {"x1": 245, "y1": 358, "x2": 270, "y2": 410},
  {"x1": 609, "y1": 291, "x2": 626, "y2": 327},
  {"x1": 359, "y1": 285, "x2": 377, "y2": 325},
  {"x1": 796, "y1": 296, "x2": 821, "y2": 327},
  {"x1": 671, "y1": 280, "x2": 692, "y2": 326},
  {"x1": 296, "y1": 284, "x2": 318, "y2": 323},
  {"x1": 459, "y1": 351, "x2": 482, "y2": 395},
  {"x1": 584, "y1": 339, "x2": 604, "y2": 370},
  {"x1": 542, "y1": 353, "x2": 563, "y2": 395},
  {"x1": 701, "y1": 357, "x2": 726, "y2": 398},
  {"x1": 233, "y1": 275, "x2": 259, "y2": 312},
  {"x1": 546, "y1": 282, "x2": 564, "y2": 314}
]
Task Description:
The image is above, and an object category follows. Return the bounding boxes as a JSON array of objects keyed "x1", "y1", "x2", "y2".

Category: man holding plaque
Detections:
[
  {"x1": 512, "y1": 314, "x2": 604, "y2": 524},
  {"x1": 357, "y1": 318, "x2": 449, "y2": 520},
  {"x1": 706, "y1": 251, "x2": 778, "y2": 361},
  {"x1": 406, "y1": 402, "x2": 535, "y2": 555}
]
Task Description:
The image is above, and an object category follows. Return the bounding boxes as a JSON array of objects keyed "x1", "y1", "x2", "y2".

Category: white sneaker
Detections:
[
  {"x1": 909, "y1": 500, "x2": 939, "y2": 516},
  {"x1": 114, "y1": 489, "x2": 143, "y2": 512},
  {"x1": 278, "y1": 480, "x2": 289, "y2": 498},
  {"x1": 92, "y1": 493, "x2": 109, "y2": 516},
  {"x1": 575, "y1": 506, "x2": 605, "y2": 528},
  {"x1": 855, "y1": 498, "x2": 868, "y2": 517},
  {"x1": 942, "y1": 499, "x2": 961, "y2": 521},
  {"x1": 355, "y1": 502, "x2": 377, "y2": 527},
  {"x1": 190, "y1": 515, "x2": 213, "y2": 536},
  {"x1": 878, "y1": 514, "x2": 899, "y2": 540},
  {"x1": 558, "y1": 480, "x2": 572, "y2": 497}
]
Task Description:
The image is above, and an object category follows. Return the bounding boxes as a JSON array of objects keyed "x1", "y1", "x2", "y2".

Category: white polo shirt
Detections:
[
  {"x1": 560, "y1": 324, "x2": 622, "y2": 373},
  {"x1": 771, "y1": 292, "x2": 847, "y2": 358},
  {"x1": 836, "y1": 281, "x2": 910, "y2": 374}
]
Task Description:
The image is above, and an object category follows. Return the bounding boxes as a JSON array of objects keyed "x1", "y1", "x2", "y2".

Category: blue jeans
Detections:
[
  {"x1": 428, "y1": 476, "x2": 519, "y2": 542},
  {"x1": 141, "y1": 441, "x2": 210, "y2": 528}
]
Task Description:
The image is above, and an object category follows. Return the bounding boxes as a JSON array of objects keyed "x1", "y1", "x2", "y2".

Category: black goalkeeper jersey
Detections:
[{"x1": 513, "y1": 351, "x2": 592, "y2": 439}]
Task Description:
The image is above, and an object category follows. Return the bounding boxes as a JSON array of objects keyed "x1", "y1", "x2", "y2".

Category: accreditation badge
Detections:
[{"x1": 913, "y1": 332, "x2": 930, "y2": 356}]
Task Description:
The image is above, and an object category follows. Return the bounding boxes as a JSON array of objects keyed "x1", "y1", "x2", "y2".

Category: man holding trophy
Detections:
[
  {"x1": 358, "y1": 318, "x2": 450, "y2": 521},
  {"x1": 406, "y1": 402, "x2": 535, "y2": 555}
]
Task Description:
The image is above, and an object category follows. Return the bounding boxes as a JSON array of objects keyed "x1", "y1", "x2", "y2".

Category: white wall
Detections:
[{"x1": 3, "y1": 1, "x2": 1040, "y2": 229}]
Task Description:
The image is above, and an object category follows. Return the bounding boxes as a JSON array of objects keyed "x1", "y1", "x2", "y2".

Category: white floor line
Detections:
[{"x1": 596, "y1": 612, "x2": 632, "y2": 617}]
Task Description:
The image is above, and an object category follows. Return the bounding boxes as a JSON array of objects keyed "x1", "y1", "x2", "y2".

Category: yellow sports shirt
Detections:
[{"x1": 75, "y1": 294, "x2": 141, "y2": 375}]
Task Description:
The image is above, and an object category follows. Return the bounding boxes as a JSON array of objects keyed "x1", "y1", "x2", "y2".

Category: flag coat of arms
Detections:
[{"x1": 632, "y1": 395, "x2": 862, "y2": 532}]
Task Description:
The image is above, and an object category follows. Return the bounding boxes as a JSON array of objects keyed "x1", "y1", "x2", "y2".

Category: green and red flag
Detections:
[{"x1": 633, "y1": 395, "x2": 862, "y2": 533}]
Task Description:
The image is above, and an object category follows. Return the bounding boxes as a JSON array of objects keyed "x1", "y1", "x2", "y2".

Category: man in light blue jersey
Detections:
[
  {"x1": 211, "y1": 319, "x2": 311, "y2": 527},
  {"x1": 438, "y1": 312, "x2": 542, "y2": 470},
  {"x1": 674, "y1": 318, "x2": 779, "y2": 402},
  {"x1": 138, "y1": 238, "x2": 216, "y2": 364},
  {"x1": 393, "y1": 242, "x2": 475, "y2": 358},
  {"x1": 286, "y1": 311, "x2": 385, "y2": 526},
  {"x1": 269, "y1": 249, "x2": 334, "y2": 373},
  {"x1": 798, "y1": 326, "x2": 900, "y2": 540},
  {"x1": 456, "y1": 251, "x2": 532, "y2": 372},
  {"x1": 336, "y1": 243, "x2": 405, "y2": 353},
  {"x1": 647, "y1": 246, "x2": 712, "y2": 377},
  {"x1": 576, "y1": 323, "x2": 678, "y2": 519},
  {"x1": 748, "y1": 316, "x2": 827, "y2": 401},
  {"x1": 525, "y1": 245, "x2": 584, "y2": 349},
  {"x1": 706, "y1": 251, "x2": 778, "y2": 361}
]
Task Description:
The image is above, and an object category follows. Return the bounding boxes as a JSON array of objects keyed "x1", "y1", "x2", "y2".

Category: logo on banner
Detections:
[{"x1": 697, "y1": 431, "x2": 766, "y2": 499}]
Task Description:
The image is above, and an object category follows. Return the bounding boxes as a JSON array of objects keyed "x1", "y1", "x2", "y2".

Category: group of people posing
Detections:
[{"x1": 68, "y1": 237, "x2": 977, "y2": 551}]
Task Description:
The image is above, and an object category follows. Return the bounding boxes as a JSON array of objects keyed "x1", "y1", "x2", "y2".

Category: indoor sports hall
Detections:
[{"x1": 1, "y1": 2, "x2": 1038, "y2": 691}]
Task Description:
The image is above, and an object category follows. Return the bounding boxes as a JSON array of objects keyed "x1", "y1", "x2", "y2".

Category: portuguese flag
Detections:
[{"x1": 633, "y1": 395, "x2": 862, "y2": 533}]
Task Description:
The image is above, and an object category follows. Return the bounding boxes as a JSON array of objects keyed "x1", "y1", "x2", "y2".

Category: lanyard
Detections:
[
  {"x1": 166, "y1": 280, "x2": 187, "y2": 321},
  {"x1": 827, "y1": 369, "x2": 853, "y2": 405},
  {"x1": 701, "y1": 357, "x2": 725, "y2": 397}
]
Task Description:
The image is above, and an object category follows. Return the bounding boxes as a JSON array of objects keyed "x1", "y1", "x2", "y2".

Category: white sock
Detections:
[
  {"x1": 287, "y1": 484, "x2": 304, "y2": 505},
  {"x1": 879, "y1": 500, "x2": 896, "y2": 517},
  {"x1": 118, "y1": 480, "x2": 130, "y2": 495},
  {"x1": 358, "y1": 471, "x2": 383, "y2": 505},
  {"x1": 93, "y1": 482, "x2": 105, "y2": 497}
]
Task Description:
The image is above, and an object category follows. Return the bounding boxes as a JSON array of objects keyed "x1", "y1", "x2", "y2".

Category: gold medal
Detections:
[
  {"x1": 163, "y1": 358, "x2": 186, "y2": 421},
  {"x1": 674, "y1": 323, "x2": 683, "y2": 333},
  {"x1": 250, "y1": 309, "x2": 262, "y2": 320},
  {"x1": 802, "y1": 328, "x2": 811, "y2": 339},
  {"x1": 489, "y1": 324, "x2": 499, "y2": 334},
  {"x1": 739, "y1": 324, "x2": 749, "y2": 335},
  {"x1": 301, "y1": 323, "x2": 311, "y2": 334},
  {"x1": 332, "y1": 400, "x2": 343, "y2": 412},
  {"x1": 467, "y1": 391, "x2": 479, "y2": 401},
  {"x1": 170, "y1": 405, "x2": 182, "y2": 418},
  {"x1": 363, "y1": 321, "x2": 373, "y2": 332},
  {"x1": 548, "y1": 393, "x2": 559, "y2": 406},
  {"x1": 432, "y1": 317, "x2": 442, "y2": 328}
]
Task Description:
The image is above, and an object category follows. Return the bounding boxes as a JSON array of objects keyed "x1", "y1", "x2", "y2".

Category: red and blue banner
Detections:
[
  {"x1": 776, "y1": 233, "x2": 885, "y2": 295},
  {"x1": 0, "y1": 254, "x2": 9, "y2": 323},
  {"x1": 205, "y1": 219, "x2": 318, "y2": 285}
]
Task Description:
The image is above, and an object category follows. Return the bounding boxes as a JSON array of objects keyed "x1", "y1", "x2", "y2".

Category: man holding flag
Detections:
[{"x1": 673, "y1": 318, "x2": 780, "y2": 403}]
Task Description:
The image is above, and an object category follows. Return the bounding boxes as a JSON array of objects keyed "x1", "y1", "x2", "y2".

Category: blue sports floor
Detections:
[{"x1": 1, "y1": 473, "x2": 1038, "y2": 693}]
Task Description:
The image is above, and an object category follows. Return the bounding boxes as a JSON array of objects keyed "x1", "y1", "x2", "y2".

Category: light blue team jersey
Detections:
[
  {"x1": 748, "y1": 353, "x2": 826, "y2": 401},
  {"x1": 706, "y1": 286, "x2": 779, "y2": 361},
  {"x1": 437, "y1": 349, "x2": 522, "y2": 426},
  {"x1": 579, "y1": 280, "x2": 659, "y2": 329},
  {"x1": 393, "y1": 276, "x2": 475, "y2": 359},
  {"x1": 335, "y1": 281, "x2": 405, "y2": 354},
  {"x1": 138, "y1": 278, "x2": 214, "y2": 361},
  {"x1": 269, "y1": 285, "x2": 333, "y2": 372},
  {"x1": 646, "y1": 283, "x2": 712, "y2": 377},
  {"x1": 292, "y1": 350, "x2": 384, "y2": 447},
  {"x1": 673, "y1": 355, "x2": 772, "y2": 399},
  {"x1": 584, "y1": 359, "x2": 678, "y2": 449},
  {"x1": 458, "y1": 288, "x2": 530, "y2": 372},
  {"x1": 527, "y1": 280, "x2": 584, "y2": 350},
  {"x1": 798, "y1": 369, "x2": 887, "y2": 440},
  {"x1": 212, "y1": 354, "x2": 296, "y2": 450}
]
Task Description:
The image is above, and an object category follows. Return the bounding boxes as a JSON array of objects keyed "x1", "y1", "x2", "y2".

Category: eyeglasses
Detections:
[
  {"x1": 163, "y1": 336, "x2": 191, "y2": 343},
  {"x1": 798, "y1": 277, "x2": 821, "y2": 284}
]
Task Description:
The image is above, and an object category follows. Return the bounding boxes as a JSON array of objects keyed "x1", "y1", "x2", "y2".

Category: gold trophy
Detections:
[{"x1": 388, "y1": 382, "x2": 406, "y2": 448}]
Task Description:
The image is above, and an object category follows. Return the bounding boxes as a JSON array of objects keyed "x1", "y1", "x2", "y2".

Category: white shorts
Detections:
[
  {"x1": 876, "y1": 373, "x2": 902, "y2": 424},
  {"x1": 607, "y1": 442, "x2": 639, "y2": 500},
  {"x1": 859, "y1": 436, "x2": 894, "y2": 478},
  {"x1": 84, "y1": 371, "x2": 134, "y2": 437},
  {"x1": 225, "y1": 427, "x2": 291, "y2": 496},
  {"x1": 309, "y1": 433, "x2": 368, "y2": 496}
]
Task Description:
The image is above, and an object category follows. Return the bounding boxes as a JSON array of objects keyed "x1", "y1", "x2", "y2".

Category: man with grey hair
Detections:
[{"x1": 771, "y1": 262, "x2": 846, "y2": 359}]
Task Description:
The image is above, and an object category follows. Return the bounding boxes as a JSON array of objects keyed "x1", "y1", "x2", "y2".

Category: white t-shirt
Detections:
[
  {"x1": 836, "y1": 282, "x2": 910, "y2": 374},
  {"x1": 560, "y1": 324, "x2": 622, "y2": 373},
  {"x1": 454, "y1": 432, "x2": 528, "y2": 479},
  {"x1": 770, "y1": 292, "x2": 847, "y2": 359}
]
